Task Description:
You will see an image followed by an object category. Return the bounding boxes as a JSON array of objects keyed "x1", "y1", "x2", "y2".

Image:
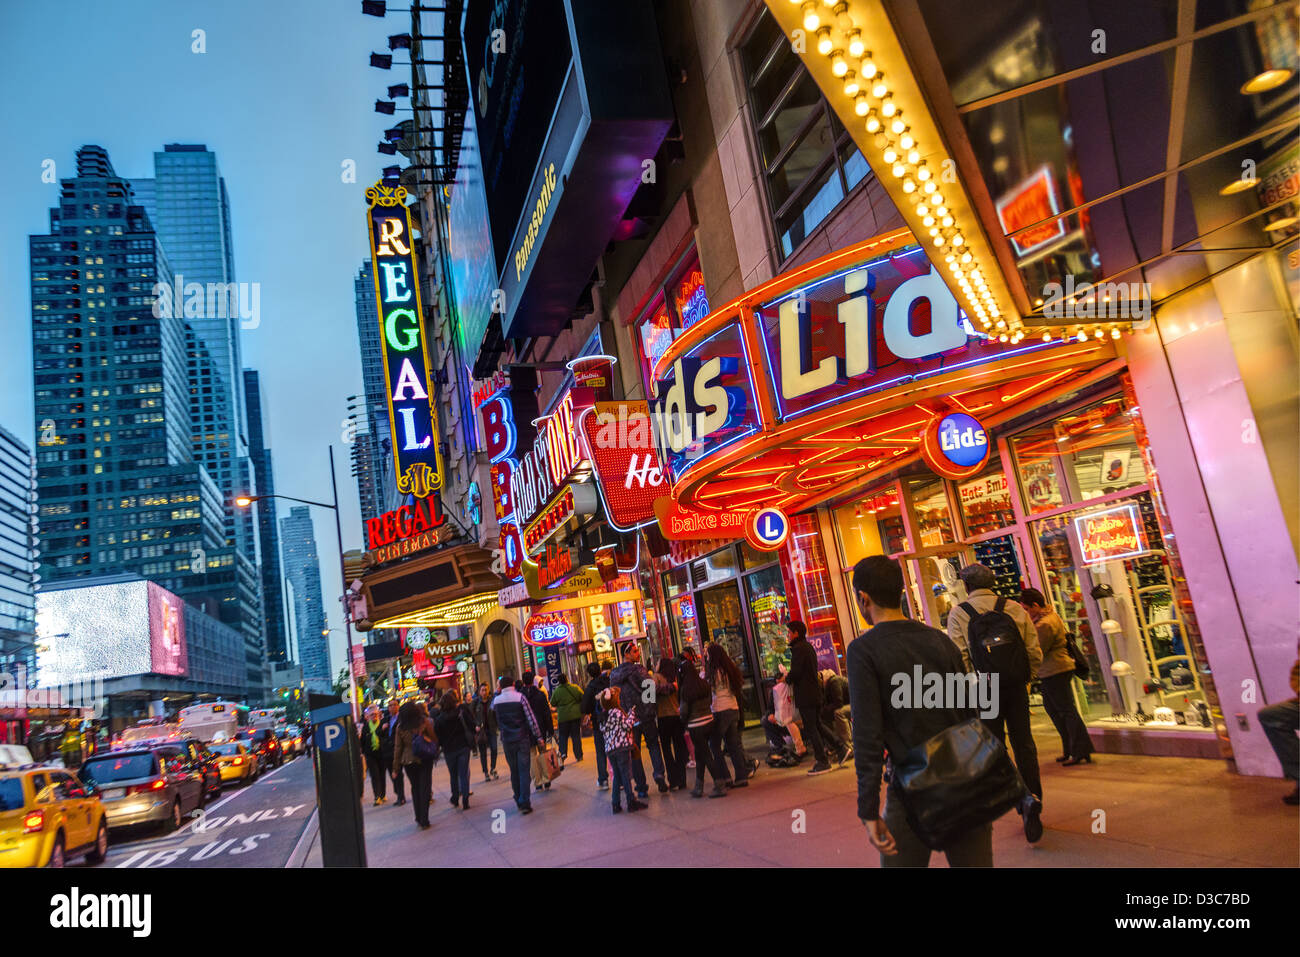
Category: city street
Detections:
[{"x1": 77, "y1": 754, "x2": 316, "y2": 869}]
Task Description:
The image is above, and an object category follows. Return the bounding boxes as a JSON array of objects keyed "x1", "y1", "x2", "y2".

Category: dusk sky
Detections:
[{"x1": 0, "y1": 0, "x2": 408, "y2": 672}]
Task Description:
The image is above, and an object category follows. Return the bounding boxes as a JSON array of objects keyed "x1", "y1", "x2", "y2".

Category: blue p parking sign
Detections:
[{"x1": 315, "y1": 717, "x2": 347, "y2": 753}]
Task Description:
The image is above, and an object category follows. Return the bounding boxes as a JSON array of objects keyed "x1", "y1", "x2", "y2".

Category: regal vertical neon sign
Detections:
[{"x1": 366, "y1": 182, "x2": 445, "y2": 497}]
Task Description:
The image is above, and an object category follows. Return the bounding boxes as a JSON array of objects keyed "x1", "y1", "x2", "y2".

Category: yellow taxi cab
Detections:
[
  {"x1": 209, "y1": 741, "x2": 258, "y2": 784},
  {"x1": 0, "y1": 766, "x2": 109, "y2": 868}
]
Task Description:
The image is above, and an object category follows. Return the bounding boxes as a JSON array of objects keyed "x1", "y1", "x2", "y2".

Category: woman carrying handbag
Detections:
[{"x1": 392, "y1": 701, "x2": 440, "y2": 830}]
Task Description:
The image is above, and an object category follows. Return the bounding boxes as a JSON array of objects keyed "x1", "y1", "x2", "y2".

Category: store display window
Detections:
[
  {"x1": 907, "y1": 477, "x2": 955, "y2": 547},
  {"x1": 1012, "y1": 394, "x2": 1147, "y2": 515},
  {"x1": 957, "y1": 466, "x2": 1015, "y2": 537},
  {"x1": 779, "y1": 512, "x2": 845, "y2": 671}
]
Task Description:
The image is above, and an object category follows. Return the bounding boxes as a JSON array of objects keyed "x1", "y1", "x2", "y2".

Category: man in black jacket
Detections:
[
  {"x1": 786, "y1": 621, "x2": 832, "y2": 775},
  {"x1": 580, "y1": 661, "x2": 612, "y2": 790},
  {"x1": 847, "y1": 555, "x2": 994, "y2": 867}
]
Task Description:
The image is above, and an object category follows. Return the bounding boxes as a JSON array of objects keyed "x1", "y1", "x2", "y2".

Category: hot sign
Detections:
[
  {"x1": 580, "y1": 401, "x2": 668, "y2": 532},
  {"x1": 366, "y1": 181, "x2": 445, "y2": 498}
]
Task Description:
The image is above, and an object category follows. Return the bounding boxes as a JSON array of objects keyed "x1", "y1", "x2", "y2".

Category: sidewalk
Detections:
[{"x1": 303, "y1": 726, "x2": 1298, "y2": 868}]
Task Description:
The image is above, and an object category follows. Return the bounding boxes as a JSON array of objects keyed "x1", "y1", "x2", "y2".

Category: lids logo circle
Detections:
[
  {"x1": 922, "y1": 410, "x2": 990, "y2": 478},
  {"x1": 745, "y1": 506, "x2": 789, "y2": 551}
]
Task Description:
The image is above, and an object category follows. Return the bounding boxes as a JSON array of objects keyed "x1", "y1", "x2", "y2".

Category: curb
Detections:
[{"x1": 285, "y1": 807, "x2": 319, "y2": 868}]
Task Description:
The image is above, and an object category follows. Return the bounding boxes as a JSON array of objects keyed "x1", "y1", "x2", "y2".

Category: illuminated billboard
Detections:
[
  {"x1": 365, "y1": 181, "x2": 446, "y2": 498},
  {"x1": 35, "y1": 580, "x2": 189, "y2": 685}
]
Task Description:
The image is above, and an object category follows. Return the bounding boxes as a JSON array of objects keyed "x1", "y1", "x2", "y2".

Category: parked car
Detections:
[
  {"x1": 78, "y1": 747, "x2": 204, "y2": 833},
  {"x1": 275, "y1": 726, "x2": 305, "y2": 758},
  {"x1": 0, "y1": 767, "x2": 108, "y2": 867},
  {"x1": 234, "y1": 727, "x2": 283, "y2": 770},
  {"x1": 209, "y1": 742, "x2": 258, "y2": 785}
]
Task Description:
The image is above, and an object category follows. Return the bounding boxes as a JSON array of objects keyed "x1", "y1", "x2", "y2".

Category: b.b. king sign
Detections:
[{"x1": 366, "y1": 181, "x2": 445, "y2": 498}]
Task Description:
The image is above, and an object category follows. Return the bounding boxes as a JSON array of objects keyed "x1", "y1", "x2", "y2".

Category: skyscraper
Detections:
[
  {"x1": 131, "y1": 145, "x2": 253, "y2": 563},
  {"x1": 353, "y1": 260, "x2": 399, "y2": 516},
  {"x1": 0, "y1": 426, "x2": 38, "y2": 691},
  {"x1": 243, "y1": 370, "x2": 289, "y2": 665},
  {"x1": 346, "y1": 395, "x2": 382, "y2": 522},
  {"x1": 30, "y1": 145, "x2": 260, "y2": 702},
  {"x1": 280, "y1": 506, "x2": 330, "y2": 692}
]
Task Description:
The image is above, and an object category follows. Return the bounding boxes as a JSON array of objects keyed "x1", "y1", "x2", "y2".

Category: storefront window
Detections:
[
  {"x1": 957, "y1": 466, "x2": 1015, "y2": 536},
  {"x1": 743, "y1": 564, "x2": 791, "y2": 681},
  {"x1": 663, "y1": 565, "x2": 689, "y2": 599},
  {"x1": 669, "y1": 594, "x2": 701, "y2": 656},
  {"x1": 1012, "y1": 394, "x2": 1146, "y2": 514},
  {"x1": 780, "y1": 512, "x2": 845, "y2": 671},
  {"x1": 907, "y1": 477, "x2": 955, "y2": 547}
]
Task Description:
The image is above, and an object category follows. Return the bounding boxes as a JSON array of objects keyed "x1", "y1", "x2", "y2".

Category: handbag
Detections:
[
  {"x1": 530, "y1": 747, "x2": 549, "y2": 783},
  {"x1": 411, "y1": 726, "x2": 440, "y2": 762},
  {"x1": 543, "y1": 746, "x2": 563, "y2": 779},
  {"x1": 892, "y1": 718, "x2": 1028, "y2": 851},
  {"x1": 1065, "y1": 633, "x2": 1090, "y2": 679}
]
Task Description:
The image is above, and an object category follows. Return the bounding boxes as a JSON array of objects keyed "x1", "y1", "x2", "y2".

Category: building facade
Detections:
[
  {"x1": 244, "y1": 369, "x2": 289, "y2": 666},
  {"x1": 0, "y1": 425, "x2": 38, "y2": 741},
  {"x1": 280, "y1": 506, "x2": 331, "y2": 692}
]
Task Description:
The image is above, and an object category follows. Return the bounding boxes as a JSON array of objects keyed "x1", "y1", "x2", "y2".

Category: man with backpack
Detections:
[
  {"x1": 946, "y1": 563, "x2": 1044, "y2": 843},
  {"x1": 608, "y1": 643, "x2": 667, "y2": 796}
]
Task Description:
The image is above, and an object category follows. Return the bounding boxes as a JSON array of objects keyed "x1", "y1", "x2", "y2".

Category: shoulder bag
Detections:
[{"x1": 892, "y1": 717, "x2": 1028, "y2": 851}]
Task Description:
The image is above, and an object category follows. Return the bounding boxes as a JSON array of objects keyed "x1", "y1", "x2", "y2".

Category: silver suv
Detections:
[{"x1": 78, "y1": 747, "x2": 205, "y2": 833}]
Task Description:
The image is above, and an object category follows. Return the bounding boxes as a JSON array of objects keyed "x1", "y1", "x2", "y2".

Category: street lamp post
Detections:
[{"x1": 235, "y1": 446, "x2": 360, "y2": 722}]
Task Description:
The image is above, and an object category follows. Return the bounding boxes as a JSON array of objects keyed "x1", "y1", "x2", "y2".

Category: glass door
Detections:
[
  {"x1": 695, "y1": 581, "x2": 762, "y2": 722},
  {"x1": 741, "y1": 564, "x2": 792, "y2": 685}
]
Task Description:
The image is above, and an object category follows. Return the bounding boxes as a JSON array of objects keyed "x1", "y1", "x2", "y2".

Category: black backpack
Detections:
[{"x1": 959, "y1": 598, "x2": 1030, "y2": 683}]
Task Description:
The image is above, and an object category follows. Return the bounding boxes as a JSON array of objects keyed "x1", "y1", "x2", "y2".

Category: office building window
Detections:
[{"x1": 741, "y1": 10, "x2": 872, "y2": 259}]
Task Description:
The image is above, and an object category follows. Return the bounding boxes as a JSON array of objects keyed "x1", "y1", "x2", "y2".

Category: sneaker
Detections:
[
  {"x1": 726, "y1": 779, "x2": 748, "y2": 789},
  {"x1": 449, "y1": 797, "x2": 459, "y2": 807},
  {"x1": 655, "y1": 777, "x2": 668, "y2": 794},
  {"x1": 687, "y1": 759, "x2": 696, "y2": 768},
  {"x1": 519, "y1": 805, "x2": 533, "y2": 815},
  {"x1": 628, "y1": 800, "x2": 649, "y2": 812},
  {"x1": 491, "y1": 770, "x2": 499, "y2": 780},
  {"x1": 691, "y1": 785, "x2": 704, "y2": 798},
  {"x1": 597, "y1": 781, "x2": 610, "y2": 791},
  {"x1": 747, "y1": 758, "x2": 759, "y2": 778},
  {"x1": 635, "y1": 790, "x2": 649, "y2": 800},
  {"x1": 807, "y1": 761, "x2": 832, "y2": 775},
  {"x1": 708, "y1": 786, "x2": 728, "y2": 798},
  {"x1": 1022, "y1": 795, "x2": 1044, "y2": 843},
  {"x1": 612, "y1": 805, "x2": 623, "y2": 814}
]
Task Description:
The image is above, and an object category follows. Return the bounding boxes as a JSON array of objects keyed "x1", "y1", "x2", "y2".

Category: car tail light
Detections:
[
  {"x1": 23, "y1": 810, "x2": 44, "y2": 833},
  {"x1": 232, "y1": 757, "x2": 243, "y2": 766},
  {"x1": 126, "y1": 778, "x2": 167, "y2": 795}
]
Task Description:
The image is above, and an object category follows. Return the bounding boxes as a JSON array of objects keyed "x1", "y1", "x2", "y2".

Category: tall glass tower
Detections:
[
  {"x1": 131, "y1": 145, "x2": 253, "y2": 563},
  {"x1": 280, "y1": 507, "x2": 330, "y2": 692},
  {"x1": 0, "y1": 426, "x2": 38, "y2": 690},
  {"x1": 243, "y1": 370, "x2": 289, "y2": 665}
]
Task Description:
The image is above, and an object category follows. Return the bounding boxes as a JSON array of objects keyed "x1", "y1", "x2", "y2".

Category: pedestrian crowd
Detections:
[{"x1": 354, "y1": 554, "x2": 1299, "y2": 865}]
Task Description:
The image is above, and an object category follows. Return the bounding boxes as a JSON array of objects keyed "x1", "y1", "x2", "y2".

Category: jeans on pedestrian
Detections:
[
  {"x1": 1258, "y1": 697, "x2": 1299, "y2": 780},
  {"x1": 384, "y1": 755, "x2": 405, "y2": 802},
  {"x1": 657, "y1": 714, "x2": 688, "y2": 788},
  {"x1": 502, "y1": 737, "x2": 533, "y2": 809},
  {"x1": 557, "y1": 719, "x2": 584, "y2": 761},
  {"x1": 477, "y1": 731, "x2": 497, "y2": 777},
  {"x1": 591, "y1": 725, "x2": 608, "y2": 786},
  {"x1": 403, "y1": 758, "x2": 434, "y2": 827},
  {"x1": 709, "y1": 709, "x2": 750, "y2": 782},
  {"x1": 445, "y1": 747, "x2": 471, "y2": 801},
  {"x1": 630, "y1": 717, "x2": 666, "y2": 793},
  {"x1": 608, "y1": 748, "x2": 636, "y2": 809},
  {"x1": 796, "y1": 698, "x2": 829, "y2": 764},
  {"x1": 982, "y1": 677, "x2": 1042, "y2": 800},
  {"x1": 687, "y1": 721, "x2": 725, "y2": 789},
  {"x1": 832, "y1": 705, "x2": 852, "y2": 748},
  {"x1": 1039, "y1": 671, "x2": 1093, "y2": 759},
  {"x1": 363, "y1": 752, "x2": 386, "y2": 800},
  {"x1": 880, "y1": 787, "x2": 993, "y2": 867}
]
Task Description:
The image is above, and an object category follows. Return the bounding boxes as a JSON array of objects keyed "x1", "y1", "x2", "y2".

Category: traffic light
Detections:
[
  {"x1": 282, "y1": 689, "x2": 290, "y2": 699},
  {"x1": 293, "y1": 688, "x2": 301, "y2": 700}
]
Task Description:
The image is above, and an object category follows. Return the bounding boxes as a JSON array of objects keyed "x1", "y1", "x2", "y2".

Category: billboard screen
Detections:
[{"x1": 35, "y1": 581, "x2": 189, "y2": 685}]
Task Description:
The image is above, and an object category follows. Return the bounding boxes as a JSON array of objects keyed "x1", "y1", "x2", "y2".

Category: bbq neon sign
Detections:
[{"x1": 366, "y1": 181, "x2": 445, "y2": 498}]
